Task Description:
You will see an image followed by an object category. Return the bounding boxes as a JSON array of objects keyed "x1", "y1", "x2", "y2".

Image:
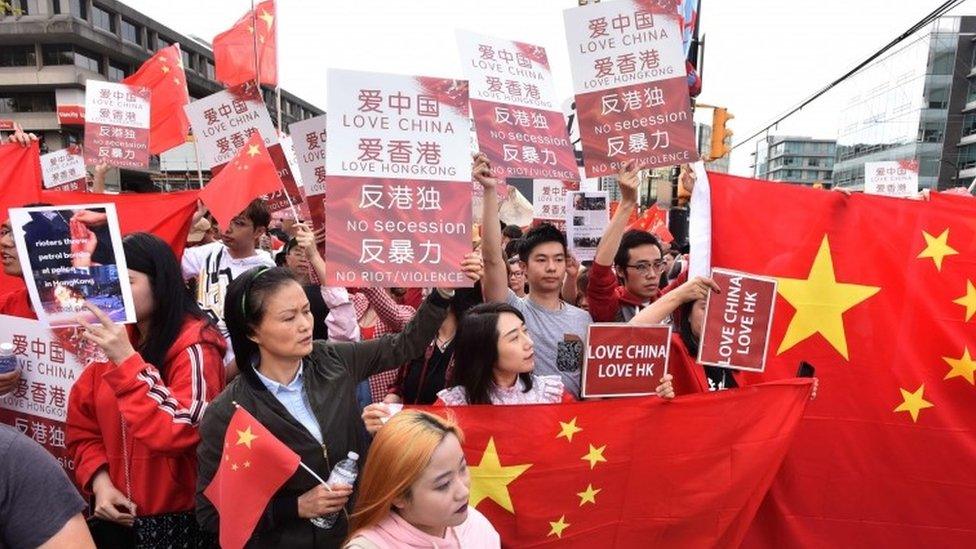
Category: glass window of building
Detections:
[
  {"x1": 69, "y1": 0, "x2": 86, "y2": 19},
  {"x1": 108, "y1": 60, "x2": 128, "y2": 81},
  {"x1": 74, "y1": 46, "x2": 102, "y2": 73},
  {"x1": 0, "y1": 45, "x2": 36, "y2": 67},
  {"x1": 963, "y1": 113, "x2": 976, "y2": 136},
  {"x1": 92, "y1": 4, "x2": 116, "y2": 33},
  {"x1": 121, "y1": 19, "x2": 142, "y2": 46},
  {"x1": 157, "y1": 36, "x2": 172, "y2": 51},
  {"x1": 42, "y1": 44, "x2": 74, "y2": 66},
  {"x1": 181, "y1": 49, "x2": 192, "y2": 71},
  {"x1": 959, "y1": 143, "x2": 976, "y2": 169},
  {"x1": 15, "y1": 0, "x2": 41, "y2": 14},
  {"x1": 203, "y1": 59, "x2": 215, "y2": 79},
  {"x1": 0, "y1": 92, "x2": 56, "y2": 113}
]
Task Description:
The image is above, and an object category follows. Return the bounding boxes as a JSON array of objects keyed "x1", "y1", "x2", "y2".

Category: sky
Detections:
[{"x1": 122, "y1": 0, "x2": 974, "y2": 176}]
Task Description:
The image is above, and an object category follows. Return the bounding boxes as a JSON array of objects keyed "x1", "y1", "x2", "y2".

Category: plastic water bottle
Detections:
[
  {"x1": 310, "y1": 451, "x2": 359, "y2": 529},
  {"x1": 0, "y1": 343, "x2": 17, "y2": 374}
]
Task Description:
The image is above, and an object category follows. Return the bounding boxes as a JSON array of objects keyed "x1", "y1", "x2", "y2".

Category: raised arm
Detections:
[
  {"x1": 475, "y1": 153, "x2": 508, "y2": 303},
  {"x1": 593, "y1": 159, "x2": 640, "y2": 267}
]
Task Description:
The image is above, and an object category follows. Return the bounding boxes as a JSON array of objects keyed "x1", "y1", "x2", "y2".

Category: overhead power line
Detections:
[{"x1": 731, "y1": 0, "x2": 970, "y2": 151}]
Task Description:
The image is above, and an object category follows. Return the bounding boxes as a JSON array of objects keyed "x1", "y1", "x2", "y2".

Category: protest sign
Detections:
[
  {"x1": 698, "y1": 268, "x2": 778, "y2": 372},
  {"x1": 582, "y1": 323, "x2": 671, "y2": 398},
  {"x1": 9, "y1": 203, "x2": 135, "y2": 327},
  {"x1": 567, "y1": 190, "x2": 609, "y2": 262},
  {"x1": 864, "y1": 160, "x2": 919, "y2": 198},
  {"x1": 184, "y1": 82, "x2": 302, "y2": 212},
  {"x1": 0, "y1": 314, "x2": 101, "y2": 473},
  {"x1": 564, "y1": 1, "x2": 698, "y2": 177},
  {"x1": 325, "y1": 68, "x2": 473, "y2": 287},
  {"x1": 289, "y1": 114, "x2": 328, "y2": 197},
  {"x1": 457, "y1": 30, "x2": 578, "y2": 181},
  {"x1": 83, "y1": 80, "x2": 151, "y2": 169},
  {"x1": 40, "y1": 147, "x2": 87, "y2": 192},
  {"x1": 532, "y1": 179, "x2": 578, "y2": 223}
]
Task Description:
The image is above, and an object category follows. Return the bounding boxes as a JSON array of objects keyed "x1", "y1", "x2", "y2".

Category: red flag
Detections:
[
  {"x1": 0, "y1": 142, "x2": 43, "y2": 293},
  {"x1": 701, "y1": 173, "x2": 976, "y2": 547},
  {"x1": 38, "y1": 190, "x2": 198, "y2": 260},
  {"x1": 199, "y1": 132, "x2": 283, "y2": 230},
  {"x1": 204, "y1": 405, "x2": 300, "y2": 549},
  {"x1": 123, "y1": 44, "x2": 191, "y2": 155},
  {"x1": 423, "y1": 380, "x2": 812, "y2": 547},
  {"x1": 213, "y1": 0, "x2": 277, "y2": 88},
  {"x1": 628, "y1": 204, "x2": 674, "y2": 244}
]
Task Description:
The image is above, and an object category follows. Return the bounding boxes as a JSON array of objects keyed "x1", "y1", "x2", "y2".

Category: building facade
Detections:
[
  {"x1": 0, "y1": 0, "x2": 322, "y2": 190},
  {"x1": 833, "y1": 16, "x2": 976, "y2": 191},
  {"x1": 695, "y1": 122, "x2": 730, "y2": 173},
  {"x1": 750, "y1": 135, "x2": 836, "y2": 186}
]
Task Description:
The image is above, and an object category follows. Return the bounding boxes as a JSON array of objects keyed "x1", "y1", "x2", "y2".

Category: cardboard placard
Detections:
[
  {"x1": 697, "y1": 268, "x2": 778, "y2": 372},
  {"x1": 582, "y1": 323, "x2": 671, "y2": 398}
]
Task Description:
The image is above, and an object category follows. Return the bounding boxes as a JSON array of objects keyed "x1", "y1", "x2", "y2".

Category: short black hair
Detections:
[
  {"x1": 613, "y1": 229, "x2": 662, "y2": 270},
  {"x1": 504, "y1": 238, "x2": 523, "y2": 260},
  {"x1": 502, "y1": 224, "x2": 523, "y2": 240},
  {"x1": 238, "y1": 199, "x2": 271, "y2": 230},
  {"x1": 518, "y1": 223, "x2": 566, "y2": 263}
]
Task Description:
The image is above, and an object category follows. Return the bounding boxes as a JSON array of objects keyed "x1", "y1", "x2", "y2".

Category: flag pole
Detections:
[
  {"x1": 192, "y1": 137, "x2": 205, "y2": 189},
  {"x1": 251, "y1": 0, "x2": 260, "y2": 91}
]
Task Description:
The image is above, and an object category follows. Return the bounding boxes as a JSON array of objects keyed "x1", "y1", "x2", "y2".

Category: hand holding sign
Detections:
[
  {"x1": 77, "y1": 301, "x2": 137, "y2": 365},
  {"x1": 460, "y1": 251, "x2": 485, "y2": 285},
  {"x1": 472, "y1": 152, "x2": 498, "y2": 190}
]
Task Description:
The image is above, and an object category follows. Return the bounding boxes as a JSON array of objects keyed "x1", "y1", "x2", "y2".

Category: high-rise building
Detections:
[
  {"x1": 833, "y1": 16, "x2": 976, "y2": 190},
  {"x1": 0, "y1": 0, "x2": 323, "y2": 191},
  {"x1": 750, "y1": 135, "x2": 836, "y2": 186}
]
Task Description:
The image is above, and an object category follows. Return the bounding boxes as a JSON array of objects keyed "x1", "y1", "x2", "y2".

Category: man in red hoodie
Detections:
[{"x1": 587, "y1": 161, "x2": 683, "y2": 323}]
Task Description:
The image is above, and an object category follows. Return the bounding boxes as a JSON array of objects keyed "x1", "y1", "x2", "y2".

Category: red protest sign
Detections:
[
  {"x1": 697, "y1": 268, "x2": 778, "y2": 372},
  {"x1": 325, "y1": 69, "x2": 473, "y2": 287},
  {"x1": 582, "y1": 323, "x2": 671, "y2": 398},
  {"x1": 563, "y1": 1, "x2": 699, "y2": 177},
  {"x1": 83, "y1": 81, "x2": 151, "y2": 169}
]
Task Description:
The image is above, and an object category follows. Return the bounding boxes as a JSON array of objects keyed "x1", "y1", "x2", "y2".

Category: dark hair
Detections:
[
  {"x1": 239, "y1": 199, "x2": 271, "y2": 230},
  {"x1": 502, "y1": 224, "x2": 523, "y2": 240},
  {"x1": 518, "y1": 223, "x2": 566, "y2": 263},
  {"x1": 123, "y1": 233, "x2": 210, "y2": 371},
  {"x1": 504, "y1": 238, "x2": 523, "y2": 260},
  {"x1": 676, "y1": 299, "x2": 699, "y2": 356},
  {"x1": 224, "y1": 266, "x2": 300, "y2": 374},
  {"x1": 452, "y1": 303, "x2": 533, "y2": 405},
  {"x1": 613, "y1": 229, "x2": 663, "y2": 271}
]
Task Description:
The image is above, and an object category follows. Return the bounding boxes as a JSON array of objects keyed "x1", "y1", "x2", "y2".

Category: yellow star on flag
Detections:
[
  {"x1": 556, "y1": 417, "x2": 582, "y2": 443},
  {"x1": 916, "y1": 229, "x2": 958, "y2": 271},
  {"x1": 468, "y1": 438, "x2": 532, "y2": 514},
  {"x1": 581, "y1": 444, "x2": 607, "y2": 470},
  {"x1": 259, "y1": 9, "x2": 274, "y2": 30},
  {"x1": 548, "y1": 515, "x2": 570, "y2": 538},
  {"x1": 577, "y1": 484, "x2": 601, "y2": 506},
  {"x1": 776, "y1": 235, "x2": 880, "y2": 360},
  {"x1": 952, "y1": 280, "x2": 976, "y2": 322},
  {"x1": 246, "y1": 144, "x2": 261, "y2": 158},
  {"x1": 173, "y1": 78, "x2": 181, "y2": 86},
  {"x1": 943, "y1": 347, "x2": 976, "y2": 385},
  {"x1": 243, "y1": 461, "x2": 251, "y2": 468},
  {"x1": 231, "y1": 463, "x2": 239, "y2": 471},
  {"x1": 236, "y1": 425, "x2": 258, "y2": 449},
  {"x1": 161, "y1": 65, "x2": 170, "y2": 74},
  {"x1": 247, "y1": 24, "x2": 255, "y2": 33},
  {"x1": 893, "y1": 384, "x2": 934, "y2": 422}
]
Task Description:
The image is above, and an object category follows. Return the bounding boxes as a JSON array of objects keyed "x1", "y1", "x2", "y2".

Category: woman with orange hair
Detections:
[{"x1": 344, "y1": 411, "x2": 499, "y2": 548}]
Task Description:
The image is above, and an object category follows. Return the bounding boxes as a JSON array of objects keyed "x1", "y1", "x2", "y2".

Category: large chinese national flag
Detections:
[
  {"x1": 213, "y1": 0, "x2": 277, "y2": 88},
  {"x1": 123, "y1": 44, "x2": 191, "y2": 155},
  {"x1": 425, "y1": 380, "x2": 812, "y2": 547},
  {"x1": 204, "y1": 405, "x2": 300, "y2": 549},
  {"x1": 700, "y1": 173, "x2": 976, "y2": 547}
]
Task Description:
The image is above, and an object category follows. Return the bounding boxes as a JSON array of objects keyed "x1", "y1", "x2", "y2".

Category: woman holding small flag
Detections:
[{"x1": 196, "y1": 260, "x2": 480, "y2": 548}]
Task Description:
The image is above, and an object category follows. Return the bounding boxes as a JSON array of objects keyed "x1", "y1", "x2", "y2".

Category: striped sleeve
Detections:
[{"x1": 103, "y1": 343, "x2": 225, "y2": 454}]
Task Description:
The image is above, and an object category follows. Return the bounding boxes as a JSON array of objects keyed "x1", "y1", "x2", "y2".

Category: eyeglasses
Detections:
[{"x1": 626, "y1": 260, "x2": 666, "y2": 275}]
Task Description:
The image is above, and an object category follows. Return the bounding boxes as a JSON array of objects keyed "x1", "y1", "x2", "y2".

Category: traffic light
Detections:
[{"x1": 710, "y1": 108, "x2": 734, "y2": 160}]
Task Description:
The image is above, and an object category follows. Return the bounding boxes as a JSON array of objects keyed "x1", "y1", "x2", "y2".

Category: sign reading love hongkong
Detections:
[
  {"x1": 582, "y1": 323, "x2": 671, "y2": 398},
  {"x1": 697, "y1": 269, "x2": 778, "y2": 372}
]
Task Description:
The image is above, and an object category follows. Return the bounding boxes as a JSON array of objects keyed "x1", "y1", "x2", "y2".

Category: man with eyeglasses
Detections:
[{"x1": 587, "y1": 160, "x2": 684, "y2": 323}]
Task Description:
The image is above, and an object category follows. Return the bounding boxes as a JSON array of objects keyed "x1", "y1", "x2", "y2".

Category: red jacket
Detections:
[
  {"x1": 66, "y1": 316, "x2": 226, "y2": 515},
  {"x1": 0, "y1": 287, "x2": 35, "y2": 319},
  {"x1": 586, "y1": 262, "x2": 687, "y2": 323}
]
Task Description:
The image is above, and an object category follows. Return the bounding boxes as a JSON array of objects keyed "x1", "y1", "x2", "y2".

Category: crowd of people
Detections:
[{"x1": 0, "y1": 125, "x2": 803, "y2": 548}]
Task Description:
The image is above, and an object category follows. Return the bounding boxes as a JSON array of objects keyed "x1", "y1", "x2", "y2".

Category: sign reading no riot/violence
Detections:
[
  {"x1": 582, "y1": 323, "x2": 671, "y2": 398},
  {"x1": 697, "y1": 269, "x2": 778, "y2": 372},
  {"x1": 563, "y1": 0, "x2": 698, "y2": 177}
]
